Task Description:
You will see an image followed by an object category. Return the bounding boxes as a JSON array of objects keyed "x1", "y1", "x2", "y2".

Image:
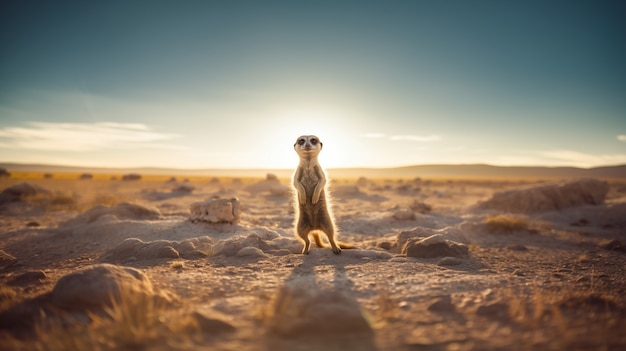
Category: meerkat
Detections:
[{"x1": 292, "y1": 135, "x2": 352, "y2": 254}]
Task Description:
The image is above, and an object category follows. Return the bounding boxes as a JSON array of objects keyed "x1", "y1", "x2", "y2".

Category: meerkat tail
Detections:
[
  {"x1": 312, "y1": 233, "x2": 326, "y2": 248},
  {"x1": 338, "y1": 242, "x2": 357, "y2": 249}
]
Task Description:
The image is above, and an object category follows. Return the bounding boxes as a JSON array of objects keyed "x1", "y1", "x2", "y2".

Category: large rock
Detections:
[
  {"x1": 478, "y1": 179, "x2": 609, "y2": 213},
  {"x1": 51, "y1": 264, "x2": 156, "y2": 309},
  {"x1": 402, "y1": 234, "x2": 468, "y2": 258},
  {"x1": 190, "y1": 198, "x2": 240, "y2": 223}
]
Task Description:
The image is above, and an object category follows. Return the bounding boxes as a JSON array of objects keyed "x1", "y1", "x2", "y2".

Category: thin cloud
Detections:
[
  {"x1": 389, "y1": 134, "x2": 441, "y2": 142},
  {"x1": 361, "y1": 133, "x2": 441, "y2": 142},
  {"x1": 0, "y1": 121, "x2": 186, "y2": 152},
  {"x1": 539, "y1": 149, "x2": 626, "y2": 167},
  {"x1": 618, "y1": 135, "x2": 626, "y2": 142}
]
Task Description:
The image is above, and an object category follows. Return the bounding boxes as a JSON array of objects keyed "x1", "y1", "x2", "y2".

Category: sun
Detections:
[{"x1": 264, "y1": 108, "x2": 352, "y2": 169}]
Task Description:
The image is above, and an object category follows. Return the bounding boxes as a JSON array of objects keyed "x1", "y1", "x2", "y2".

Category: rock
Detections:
[
  {"x1": 192, "y1": 311, "x2": 236, "y2": 333},
  {"x1": 427, "y1": 296, "x2": 456, "y2": 313},
  {"x1": 266, "y1": 173, "x2": 278, "y2": 181},
  {"x1": 377, "y1": 241, "x2": 394, "y2": 250},
  {"x1": 478, "y1": 178, "x2": 609, "y2": 213},
  {"x1": 393, "y1": 208, "x2": 416, "y2": 220},
  {"x1": 51, "y1": 264, "x2": 155, "y2": 309},
  {"x1": 190, "y1": 198, "x2": 241, "y2": 223},
  {"x1": 409, "y1": 200, "x2": 432, "y2": 213},
  {"x1": 402, "y1": 234, "x2": 468, "y2": 258},
  {"x1": 79, "y1": 173, "x2": 93, "y2": 180},
  {"x1": 397, "y1": 226, "x2": 466, "y2": 249}
]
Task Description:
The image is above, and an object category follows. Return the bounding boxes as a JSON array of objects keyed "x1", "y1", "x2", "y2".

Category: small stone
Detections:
[
  {"x1": 377, "y1": 241, "x2": 394, "y2": 250},
  {"x1": 158, "y1": 246, "x2": 180, "y2": 259},
  {"x1": 192, "y1": 311, "x2": 236, "y2": 334},
  {"x1": 428, "y1": 296, "x2": 455, "y2": 313},
  {"x1": 393, "y1": 208, "x2": 416, "y2": 220}
]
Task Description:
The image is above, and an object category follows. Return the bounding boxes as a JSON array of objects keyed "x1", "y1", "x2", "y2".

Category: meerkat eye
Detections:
[
  {"x1": 298, "y1": 139, "x2": 305, "y2": 145},
  {"x1": 310, "y1": 139, "x2": 318, "y2": 145}
]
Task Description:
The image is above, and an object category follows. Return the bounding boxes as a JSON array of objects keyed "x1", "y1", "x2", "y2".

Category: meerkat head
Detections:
[{"x1": 294, "y1": 135, "x2": 323, "y2": 158}]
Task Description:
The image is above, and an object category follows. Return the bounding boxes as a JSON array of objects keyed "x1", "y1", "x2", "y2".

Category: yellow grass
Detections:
[{"x1": 484, "y1": 214, "x2": 531, "y2": 233}]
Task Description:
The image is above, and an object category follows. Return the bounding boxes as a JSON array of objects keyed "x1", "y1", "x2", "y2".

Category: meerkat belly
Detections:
[
  {"x1": 298, "y1": 194, "x2": 329, "y2": 228},
  {"x1": 299, "y1": 171, "x2": 322, "y2": 203}
]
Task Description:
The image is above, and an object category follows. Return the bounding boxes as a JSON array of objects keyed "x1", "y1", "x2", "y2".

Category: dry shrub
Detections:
[
  {"x1": 0, "y1": 286, "x2": 18, "y2": 311},
  {"x1": 506, "y1": 284, "x2": 623, "y2": 340},
  {"x1": 4, "y1": 291, "x2": 193, "y2": 351},
  {"x1": 46, "y1": 194, "x2": 78, "y2": 211},
  {"x1": 484, "y1": 214, "x2": 531, "y2": 233},
  {"x1": 93, "y1": 194, "x2": 124, "y2": 207}
]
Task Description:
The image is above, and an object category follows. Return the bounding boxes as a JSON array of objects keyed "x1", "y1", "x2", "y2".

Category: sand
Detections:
[{"x1": 1, "y1": 174, "x2": 625, "y2": 351}]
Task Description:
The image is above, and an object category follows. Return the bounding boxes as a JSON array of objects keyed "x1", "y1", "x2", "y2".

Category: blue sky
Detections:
[{"x1": 1, "y1": 0, "x2": 625, "y2": 169}]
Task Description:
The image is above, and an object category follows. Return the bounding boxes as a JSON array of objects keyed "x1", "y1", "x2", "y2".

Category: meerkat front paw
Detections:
[
  {"x1": 332, "y1": 247, "x2": 342, "y2": 255},
  {"x1": 298, "y1": 193, "x2": 307, "y2": 205},
  {"x1": 311, "y1": 194, "x2": 320, "y2": 204}
]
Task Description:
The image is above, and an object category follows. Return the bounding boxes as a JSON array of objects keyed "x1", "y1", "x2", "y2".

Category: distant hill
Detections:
[{"x1": 1, "y1": 162, "x2": 625, "y2": 180}]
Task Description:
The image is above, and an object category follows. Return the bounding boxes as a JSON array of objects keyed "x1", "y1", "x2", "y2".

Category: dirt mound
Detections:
[
  {"x1": 51, "y1": 264, "x2": 158, "y2": 310},
  {"x1": 63, "y1": 202, "x2": 162, "y2": 226},
  {"x1": 244, "y1": 174, "x2": 286, "y2": 195},
  {"x1": 0, "y1": 182, "x2": 51, "y2": 204},
  {"x1": 478, "y1": 179, "x2": 609, "y2": 213},
  {"x1": 266, "y1": 276, "x2": 372, "y2": 337},
  {"x1": 101, "y1": 237, "x2": 212, "y2": 263},
  {"x1": 213, "y1": 228, "x2": 299, "y2": 257}
]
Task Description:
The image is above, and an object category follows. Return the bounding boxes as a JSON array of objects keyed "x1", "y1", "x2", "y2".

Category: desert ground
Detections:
[{"x1": 0, "y1": 172, "x2": 625, "y2": 351}]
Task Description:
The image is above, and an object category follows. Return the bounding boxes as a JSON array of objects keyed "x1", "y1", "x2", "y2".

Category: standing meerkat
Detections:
[{"x1": 292, "y1": 135, "x2": 352, "y2": 254}]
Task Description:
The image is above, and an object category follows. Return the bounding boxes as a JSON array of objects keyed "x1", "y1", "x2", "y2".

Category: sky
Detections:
[{"x1": 1, "y1": 0, "x2": 625, "y2": 170}]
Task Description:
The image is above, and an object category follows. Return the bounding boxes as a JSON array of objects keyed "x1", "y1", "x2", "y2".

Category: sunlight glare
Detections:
[{"x1": 264, "y1": 108, "x2": 352, "y2": 169}]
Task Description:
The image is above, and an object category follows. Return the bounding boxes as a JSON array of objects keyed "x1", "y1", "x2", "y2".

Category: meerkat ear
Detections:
[{"x1": 320, "y1": 142, "x2": 323, "y2": 149}]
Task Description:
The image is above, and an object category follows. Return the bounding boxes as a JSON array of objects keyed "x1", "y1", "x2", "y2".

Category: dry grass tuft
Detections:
[
  {"x1": 3, "y1": 290, "x2": 193, "y2": 351},
  {"x1": 0, "y1": 286, "x2": 18, "y2": 311},
  {"x1": 484, "y1": 214, "x2": 531, "y2": 233}
]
